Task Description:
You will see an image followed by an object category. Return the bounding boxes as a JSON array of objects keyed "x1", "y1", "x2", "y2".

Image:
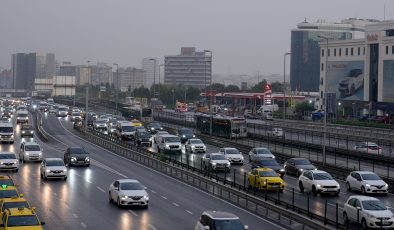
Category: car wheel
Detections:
[
  {"x1": 44, "y1": 175, "x2": 48, "y2": 181},
  {"x1": 15, "y1": 169, "x2": 18, "y2": 172},
  {"x1": 312, "y1": 186, "x2": 317, "y2": 196},
  {"x1": 361, "y1": 218, "x2": 368, "y2": 230},
  {"x1": 350, "y1": 84, "x2": 356, "y2": 95},
  {"x1": 143, "y1": 205, "x2": 149, "y2": 209},
  {"x1": 346, "y1": 182, "x2": 352, "y2": 192},
  {"x1": 117, "y1": 197, "x2": 121, "y2": 207},
  {"x1": 63, "y1": 176, "x2": 67, "y2": 181},
  {"x1": 343, "y1": 212, "x2": 349, "y2": 224},
  {"x1": 109, "y1": 192, "x2": 113, "y2": 203},
  {"x1": 299, "y1": 182, "x2": 304, "y2": 193},
  {"x1": 361, "y1": 186, "x2": 366, "y2": 195}
]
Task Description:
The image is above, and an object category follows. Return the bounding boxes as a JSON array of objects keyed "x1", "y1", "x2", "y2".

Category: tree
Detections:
[
  {"x1": 271, "y1": 81, "x2": 283, "y2": 92},
  {"x1": 209, "y1": 83, "x2": 225, "y2": 92},
  {"x1": 225, "y1": 84, "x2": 240, "y2": 92},
  {"x1": 295, "y1": 101, "x2": 314, "y2": 113},
  {"x1": 250, "y1": 80, "x2": 268, "y2": 93}
]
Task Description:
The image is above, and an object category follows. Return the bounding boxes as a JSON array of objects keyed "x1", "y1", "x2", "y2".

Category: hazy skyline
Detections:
[{"x1": 0, "y1": 0, "x2": 392, "y2": 77}]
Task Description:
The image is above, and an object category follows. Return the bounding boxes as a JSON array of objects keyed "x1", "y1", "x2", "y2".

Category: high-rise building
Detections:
[
  {"x1": 290, "y1": 19, "x2": 378, "y2": 92},
  {"x1": 75, "y1": 66, "x2": 91, "y2": 85},
  {"x1": 114, "y1": 67, "x2": 145, "y2": 92},
  {"x1": 0, "y1": 69, "x2": 12, "y2": 89},
  {"x1": 59, "y1": 61, "x2": 76, "y2": 76},
  {"x1": 142, "y1": 58, "x2": 159, "y2": 88},
  {"x1": 91, "y1": 63, "x2": 113, "y2": 86},
  {"x1": 164, "y1": 47, "x2": 212, "y2": 88}
]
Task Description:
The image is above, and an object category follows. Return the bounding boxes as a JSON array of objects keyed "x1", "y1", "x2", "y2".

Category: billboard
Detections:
[
  {"x1": 383, "y1": 60, "x2": 394, "y2": 103},
  {"x1": 326, "y1": 61, "x2": 364, "y2": 101}
]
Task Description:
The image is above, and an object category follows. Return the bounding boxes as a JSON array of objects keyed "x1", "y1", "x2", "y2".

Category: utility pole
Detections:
[
  {"x1": 85, "y1": 60, "x2": 90, "y2": 131},
  {"x1": 283, "y1": 52, "x2": 291, "y2": 119}
]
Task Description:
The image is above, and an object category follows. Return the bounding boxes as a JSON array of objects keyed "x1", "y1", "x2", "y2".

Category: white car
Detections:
[
  {"x1": 195, "y1": 211, "x2": 248, "y2": 230},
  {"x1": 266, "y1": 127, "x2": 283, "y2": 137},
  {"x1": 248, "y1": 147, "x2": 275, "y2": 162},
  {"x1": 219, "y1": 148, "x2": 244, "y2": 165},
  {"x1": 153, "y1": 131, "x2": 169, "y2": 144},
  {"x1": 108, "y1": 179, "x2": 149, "y2": 208},
  {"x1": 0, "y1": 152, "x2": 19, "y2": 172},
  {"x1": 19, "y1": 142, "x2": 42, "y2": 162},
  {"x1": 346, "y1": 171, "x2": 388, "y2": 195},
  {"x1": 93, "y1": 119, "x2": 108, "y2": 129},
  {"x1": 339, "y1": 69, "x2": 364, "y2": 97},
  {"x1": 202, "y1": 153, "x2": 231, "y2": 171},
  {"x1": 185, "y1": 139, "x2": 206, "y2": 153},
  {"x1": 16, "y1": 110, "x2": 29, "y2": 124},
  {"x1": 343, "y1": 196, "x2": 394, "y2": 229},
  {"x1": 353, "y1": 142, "x2": 382, "y2": 155},
  {"x1": 298, "y1": 170, "x2": 340, "y2": 196},
  {"x1": 40, "y1": 158, "x2": 67, "y2": 180},
  {"x1": 70, "y1": 112, "x2": 82, "y2": 122}
]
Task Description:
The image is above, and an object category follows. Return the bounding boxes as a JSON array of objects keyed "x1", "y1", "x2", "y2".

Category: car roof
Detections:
[
  {"x1": 348, "y1": 195, "x2": 379, "y2": 201},
  {"x1": 6, "y1": 207, "x2": 36, "y2": 216},
  {"x1": 44, "y1": 158, "x2": 63, "y2": 161},
  {"x1": 23, "y1": 142, "x2": 39, "y2": 146},
  {"x1": 255, "y1": 168, "x2": 275, "y2": 172},
  {"x1": 0, "y1": 176, "x2": 12, "y2": 180},
  {"x1": 309, "y1": 170, "x2": 327, "y2": 174},
  {"x1": 2, "y1": 197, "x2": 28, "y2": 203},
  {"x1": 117, "y1": 179, "x2": 140, "y2": 183},
  {"x1": 0, "y1": 152, "x2": 15, "y2": 155},
  {"x1": 352, "y1": 171, "x2": 377, "y2": 175},
  {"x1": 202, "y1": 211, "x2": 240, "y2": 220}
]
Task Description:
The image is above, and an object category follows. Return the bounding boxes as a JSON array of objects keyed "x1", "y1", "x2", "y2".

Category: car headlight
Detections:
[
  {"x1": 38, "y1": 152, "x2": 42, "y2": 155},
  {"x1": 46, "y1": 169, "x2": 50, "y2": 172},
  {"x1": 0, "y1": 161, "x2": 3, "y2": 165},
  {"x1": 143, "y1": 195, "x2": 149, "y2": 199},
  {"x1": 299, "y1": 168, "x2": 304, "y2": 172},
  {"x1": 13, "y1": 161, "x2": 18, "y2": 164},
  {"x1": 226, "y1": 162, "x2": 231, "y2": 166},
  {"x1": 121, "y1": 195, "x2": 128, "y2": 199},
  {"x1": 316, "y1": 184, "x2": 322, "y2": 188},
  {"x1": 165, "y1": 144, "x2": 169, "y2": 148},
  {"x1": 63, "y1": 169, "x2": 67, "y2": 172},
  {"x1": 279, "y1": 169, "x2": 285, "y2": 172},
  {"x1": 366, "y1": 213, "x2": 376, "y2": 218},
  {"x1": 366, "y1": 184, "x2": 371, "y2": 187},
  {"x1": 385, "y1": 183, "x2": 388, "y2": 188},
  {"x1": 212, "y1": 162, "x2": 217, "y2": 165},
  {"x1": 85, "y1": 157, "x2": 90, "y2": 162},
  {"x1": 193, "y1": 135, "x2": 196, "y2": 138},
  {"x1": 10, "y1": 135, "x2": 14, "y2": 138},
  {"x1": 182, "y1": 135, "x2": 186, "y2": 138},
  {"x1": 240, "y1": 156, "x2": 244, "y2": 160},
  {"x1": 71, "y1": 157, "x2": 76, "y2": 162},
  {"x1": 25, "y1": 153, "x2": 29, "y2": 156},
  {"x1": 22, "y1": 131, "x2": 25, "y2": 134}
]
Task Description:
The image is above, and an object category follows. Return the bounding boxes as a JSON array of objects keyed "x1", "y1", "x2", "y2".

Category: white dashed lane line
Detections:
[
  {"x1": 96, "y1": 186, "x2": 106, "y2": 193},
  {"x1": 161, "y1": 196, "x2": 167, "y2": 200},
  {"x1": 128, "y1": 210, "x2": 138, "y2": 217},
  {"x1": 81, "y1": 222, "x2": 87, "y2": 228},
  {"x1": 186, "y1": 210, "x2": 193, "y2": 215},
  {"x1": 148, "y1": 224, "x2": 158, "y2": 230},
  {"x1": 172, "y1": 203, "x2": 179, "y2": 207},
  {"x1": 73, "y1": 213, "x2": 79, "y2": 218},
  {"x1": 150, "y1": 190, "x2": 157, "y2": 194}
]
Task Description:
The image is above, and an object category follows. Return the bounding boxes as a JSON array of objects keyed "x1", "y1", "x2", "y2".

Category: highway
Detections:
[
  {"x1": 57, "y1": 114, "x2": 394, "y2": 226},
  {"x1": 16, "y1": 112, "x2": 284, "y2": 230}
]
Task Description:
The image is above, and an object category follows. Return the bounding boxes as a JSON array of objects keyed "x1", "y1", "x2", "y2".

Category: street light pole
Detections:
[
  {"x1": 318, "y1": 35, "x2": 329, "y2": 166},
  {"x1": 149, "y1": 58, "x2": 157, "y2": 98},
  {"x1": 85, "y1": 60, "x2": 90, "y2": 131},
  {"x1": 283, "y1": 52, "x2": 291, "y2": 119},
  {"x1": 159, "y1": 64, "x2": 164, "y2": 98},
  {"x1": 204, "y1": 50, "x2": 212, "y2": 111},
  {"x1": 113, "y1": 63, "x2": 119, "y2": 114}
]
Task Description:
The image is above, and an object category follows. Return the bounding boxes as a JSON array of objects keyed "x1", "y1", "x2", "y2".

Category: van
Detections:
[
  {"x1": 0, "y1": 123, "x2": 14, "y2": 144},
  {"x1": 261, "y1": 110, "x2": 273, "y2": 120},
  {"x1": 115, "y1": 121, "x2": 136, "y2": 140},
  {"x1": 156, "y1": 134, "x2": 181, "y2": 154},
  {"x1": 16, "y1": 110, "x2": 29, "y2": 124}
]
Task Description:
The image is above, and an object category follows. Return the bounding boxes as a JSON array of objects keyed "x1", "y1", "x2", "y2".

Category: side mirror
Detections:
[
  {"x1": 19, "y1": 194, "x2": 24, "y2": 198},
  {"x1": 144, "y1": 186, "x2": 147, "y2": 190},
  {"x1": 244, "y1": 225, "x2": 249, "y2": 230},
  {"x1": 240, "y1": 152, "x2": 242, "y2": 154},
  {"x1": 41, "y1": 221, "x2": 46, "y2": 225},
  {"x1": 357, "y1": 207, "x2": 361, "y2": 210},
  {"x1": 204, "y1": 226, "x2": 210, "y2": 230}
]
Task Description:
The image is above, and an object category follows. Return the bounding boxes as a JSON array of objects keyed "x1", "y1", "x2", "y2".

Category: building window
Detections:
[
  {"x1": 346, "y1": 48, "x2": 348, "y2": 56},
  {"x1": 351, "y1": 48, "x2": 354, "y2": 56},
  {"x1": 334, "y1": 48, "x2": 336, "y2": 56},
  {"x1": 386, "y1": 46, "x2": 389, "y2": 55},
  {"x1": 358, "y1": 47, "x2": 361, "y2": 56},
  {"x1": 339, "y1": 48, "x2": 342, "y2": 56},
  {"x1": 392, "y1": 45, "x2": 394, "y2": 54},
  {"x1": 322, "y1": 49, "x2": 324, "y2": 57},
  {"x1": 363, "y1": 47, "x2": 365, "y2": 55},
  {"x1": 328, "y1": 49, "x2": 330, "y2": 56},
  {"x1": 321, "y1": 63, "x2": 324, "y2": 71}
]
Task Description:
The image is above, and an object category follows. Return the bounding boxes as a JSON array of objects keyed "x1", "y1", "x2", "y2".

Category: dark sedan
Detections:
[
  {"x1": 251, "y1": 158, "x2": 285, "y2": 178},
  {"x1": 284, "y1": 158, "x2": 316, "y2": 176},
  {"x1": 64, "y1": 147, "x2": 90, "y2": 167},
  {"x1": 177, "y1": 128, "x2": 195, "y2": 143}
]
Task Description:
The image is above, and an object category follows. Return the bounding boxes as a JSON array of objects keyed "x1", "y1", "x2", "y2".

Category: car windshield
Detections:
[
  {"x1": 294, "y1": 159, "x2": 312, "y2": 165},
  {"x1": 139, "y1": 132, "x2": 151, "y2": 138},
  {"x1": 17, "y1": 114, "x2": 28, "y2": 117},
  {"x1": 96, "y1": 120, "x2": 106, "y2": 124},
  {"x1": 46, "y1": 160, "x2": 64, "y2": 166},
  {"x1": 150, "y1": 123, "x2": 161, "y2": 128},
  {"x1": 120, "y1": 182, "x2": 145, "y2": 190},
  {"x1": 0, "y1": 154, "x2": 16, "y2": 159},
  {"x1": 259, "y1": 170, "x2": 278, "y2": 177},
  {"x1": 361, "y1": 173, "x2": 381, "y2": 180},
  {"x1": 255, "y1": 148, "x2": 271, "y2": 155},
  {"x1": 165, "y1": 137, "x2": 180, "y2": 142},
  {"x1": 58, "y1": 108, "x2": 67, "y2": 111},
  {"x1": 190, "y1": 139, "x2": 203, "y2": 144},
  {"x1": 21, "y1": 125, "x2": 32, "y2": 130},
  {"x1": 2, "y1": 201, "x2": 30, "y2": 211},
  {"x1": 226, "y1": 149, "x2": 240, "y2": 154},
  {"x1": 136, "y1": 126, "x2": 145, "y2": 130},
  {"x1": 70, "y1": 148, "x2": 87, "y2": 154},
  {"x1": 213, "y1": 219, "x2": 244, "y2": 230},
  {"x1": 362, "y1": 200, "x2": 387, "y2": 211},
  {"x1": 0, "y1": 179, "x2": 14, "y2": 186},
  {"x1": 122, "y1": 126, "x2": 135, "y2": 132},
  {"x1": 212, "y1": 155, "x2": 226, "y2": 160},
  {"x1": 7, "y1": 215, "x2": 40, "y2": 227},
  {"x1": 25, "y1": 145, "x2": 40, "y2": 151},
  {"x1": 0, "y1": 127, "x2": 13, "y2": 132},
  {"x1": 313, "y1": 173, "x2": 333, "y2": 180},
  {"x1": 180, "y1": 129, "x2": 193, "y2": 134},
  {"x1": 72, "y1": 112, "x2": 80, "y2": 116},
  {"x1": 260, "y1": 159, "x2": 279, "y2": 166},
  {"x1": 0, "y1": 190, "x2": 18, "y2": 198}
]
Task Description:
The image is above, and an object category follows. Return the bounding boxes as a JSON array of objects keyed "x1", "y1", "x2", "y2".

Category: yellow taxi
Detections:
[
  {"x1": 0, "y1": 177, "x2": 15, "y2": 187},
  {"x1": 0, "y1": 207, "x2": 44, "y2": 229},
  {"x1": 0, "y1": 186, "x2": 20, "y2": 201},
  {"x1": 0, "y1": 197, "x2": 30, "y2": 216},
  {"x1": 248, "y1": 168, "x2": 285, "y2": 192},
  {"x1": 130, "y1": 119, "x2": 143, "y2": 127}
]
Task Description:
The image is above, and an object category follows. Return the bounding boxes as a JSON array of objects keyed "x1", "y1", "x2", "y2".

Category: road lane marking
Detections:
[
  {"x1": 150, "y1": 190, "x2": 156, "y2": 194},
  {"x1": 161, "y1": 196, "x2": 167, "y2": 200},
  {"x1": 128, "y1": 210, "x2": 138, "y2": 217},
  {"x1": 73, "y1": 213, "x2": 79, "y2": 218},
  {"x1": 56, "y1": 118, "x2": 287, "y2": 230},
  {"x1": 81, "y1": 222, "x2": 87, "y2": 228},
  {"x1": 96, "y1": 186, "x2": 105, "y2": 193},
  {"x1": 172, "y1": 203, "x2": 179, "y2": 207},
  {"x1": 148, "y1": 224, "x2": 157, "y2": 230},
  {"x1": 327, "y1": 203, "x2": 343, "y2": 210},
  {"x1": 186, "y1": 210, "x2": 193, "y2": 215}
]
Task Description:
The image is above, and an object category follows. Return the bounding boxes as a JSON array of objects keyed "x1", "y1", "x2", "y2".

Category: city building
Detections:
[
  {"x1": 164, "y1": 47, "x2": 212, "y2": 88},
  {"x1": 290, "y1": 19, "x2": 379, "y2": 92},
  {"x1": 114, "y1": 67, "x2": 145, "y2": 92},
  {"x1": 0, "y1": 69, "x2": 12, "y2": 89},
  {"x1": 142, "y1": 58, "x2": 159, "y2": 88},
  {"x1": 59, "y1": 62, "x2": 77, "y2": 76},
  {"x1": 11, "y1": 53, "x2": 55, "y2": 92},
  {"x1": 75, "y1": 65, "x2": 91, "y2": 85},
  {"x1": 90, "y1": 63, "x2": 113, "y2": 86},
  {"x1": 319, "y1": 20, "x2": 394, "y2": 115},
  {"x1": 52, "y1": 76, "x2": 76, "y2": 96}
]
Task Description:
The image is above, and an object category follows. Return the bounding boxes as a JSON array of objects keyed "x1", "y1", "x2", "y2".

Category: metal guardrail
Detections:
[
  {"x1": 31, "y1": 111, "x2": 48, "y2": 142},
  {"x1": 73, "y1": 124, "x2": 348, "y2": 230}
]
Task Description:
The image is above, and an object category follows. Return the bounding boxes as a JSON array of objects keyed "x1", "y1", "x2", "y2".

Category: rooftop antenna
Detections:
[{"x1": 304, "y1": 17, "x2": 307, "y2": 23}]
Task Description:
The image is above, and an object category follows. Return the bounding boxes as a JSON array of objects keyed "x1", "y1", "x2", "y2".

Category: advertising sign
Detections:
[
  {"x1": 326, "y1": 61, "x2": 365, "y2": 101},
  {"x1": 326, "y1": 93, "x2": 337, "y2": 114}
]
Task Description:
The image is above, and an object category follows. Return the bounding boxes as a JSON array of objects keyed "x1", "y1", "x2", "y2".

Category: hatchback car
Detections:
[
  {"x1": 0, "y1": 152, "x2": 19, "y2": 172},
  {"x1": 346, "y1": 171, "x2": 388, "y2": 195},
  {"x1": 298, "y1": 170, "x2": 340, "y2": 196},
  {"x1": 108, "y1": 179, "x2": 149, "y2": 208},
  {"x1": 343, "y1": 196, "x2": 394, "y2": 229},
  {"x1": 219, "y1": 148, "x2": 244, "y2": 165},
  {"x1": 40, "y1": 158, "x2": 67, "y2": 180},
  {"x1": 20, "y1": 124, "x2": 34, "y2": 137}
]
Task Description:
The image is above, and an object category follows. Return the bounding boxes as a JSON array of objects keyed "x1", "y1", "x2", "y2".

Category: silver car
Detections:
[
  {"x1": 108, "y1": 179, "x2": 149, "y2": 208},
  {"x1": 185, "y1": 138, "x2": 206, "y2": 153},
  {"x1": 202, "y1": 153, "x2": 230, "y2": 171},
  {"x1": 248, "y1": 147, "x2": 275, "y2": 162},
  {"x1": 195, "y1": 211, "x2": 248, "y2": 230},
  {"x1": 0, "y1": 152, "x2": 19, "y2": 172}
]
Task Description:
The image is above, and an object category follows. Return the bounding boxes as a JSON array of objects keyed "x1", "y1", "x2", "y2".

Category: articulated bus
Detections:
[{"x1": 195, "y1": 114, "x2": 247, "y2": 139}]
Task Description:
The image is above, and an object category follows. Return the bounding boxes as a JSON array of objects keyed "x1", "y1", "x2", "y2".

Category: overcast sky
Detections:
[{"x1": 0, "y1": 0, "x2": 392, "y2": 76}]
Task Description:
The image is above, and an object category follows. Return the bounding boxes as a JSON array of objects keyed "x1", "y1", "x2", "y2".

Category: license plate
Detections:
[{"x1": 271, "y1": 185, "x2": 278, "y2": 188}]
